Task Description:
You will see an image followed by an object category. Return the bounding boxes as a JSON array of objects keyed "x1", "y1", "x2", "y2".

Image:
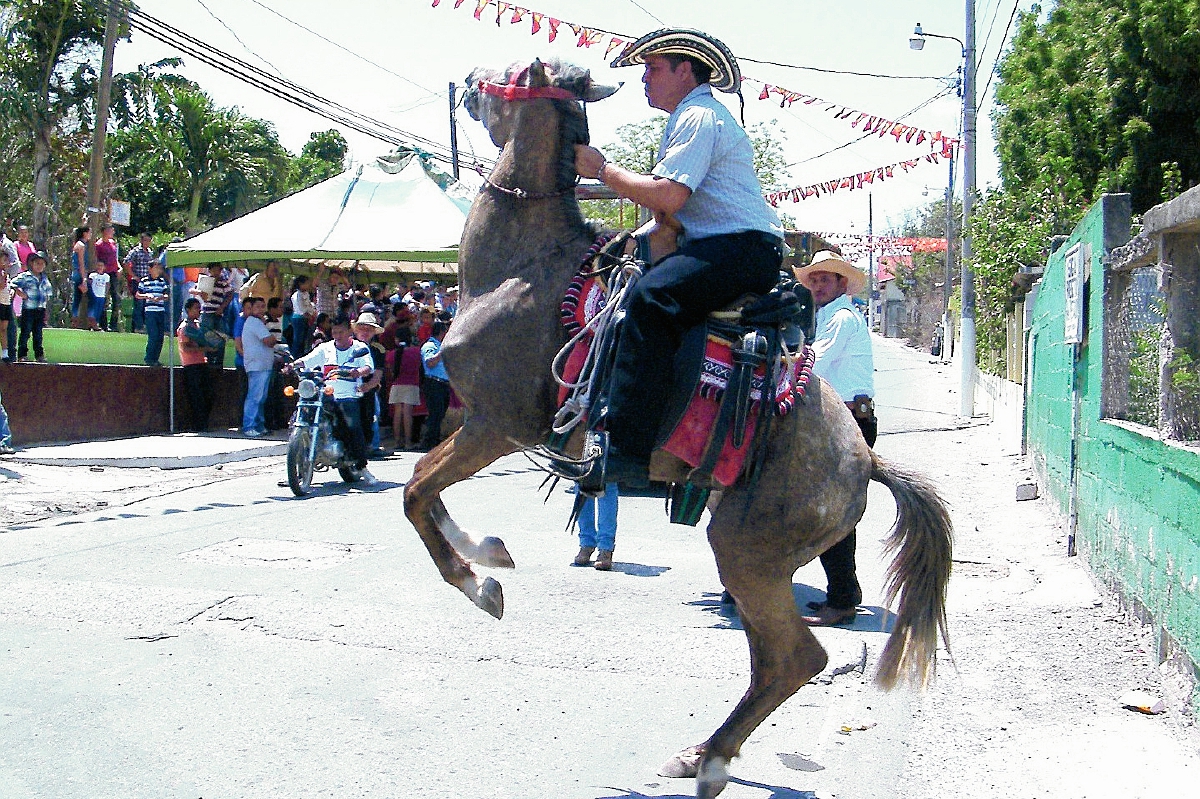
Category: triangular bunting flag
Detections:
[
  {"x1": 577, "y1": 28, "x2": 603, "y2": 48},
  {"x1": 530, "y1": 11, "x2": 542, "y2": 33},
  {"x1": 474, "y1": 0, "x2": 491, "y2": 20},
  {"x1": 547, "y1": 17, "x2": 560, "y2": 41},
  {"x1": 605, "y1": 37, "x2": 626, "y2": 58}
]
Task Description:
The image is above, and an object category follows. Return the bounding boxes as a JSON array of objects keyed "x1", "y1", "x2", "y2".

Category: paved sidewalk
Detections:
[{"x1": 7, "y1": 432, "x2": 288, "y2": 469}]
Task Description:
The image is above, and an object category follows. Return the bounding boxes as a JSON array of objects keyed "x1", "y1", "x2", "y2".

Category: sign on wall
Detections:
[{"x1": 1064, "y1": 243, "x2": 1088, "y2": 344}]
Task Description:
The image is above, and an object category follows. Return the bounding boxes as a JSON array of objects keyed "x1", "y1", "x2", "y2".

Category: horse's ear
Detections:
[
  {"x1": 583, "y1": 75, "x2": 622, "y2": 102},
  {"x1": 528, "y1": 58, "x2": 549, "y2": 87}
]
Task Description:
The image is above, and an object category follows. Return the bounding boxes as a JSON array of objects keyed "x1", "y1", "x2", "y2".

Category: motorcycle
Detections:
[{"x1": 283, "y1": 367, "x2": 366, "y2": 496}]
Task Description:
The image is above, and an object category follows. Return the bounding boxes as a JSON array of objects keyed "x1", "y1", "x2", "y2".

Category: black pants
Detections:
[
  {"x1": 420, "y1": 378, "x2": 450, "y2": 449},
  {"x1": 18, "y1": 308, "x2": 46, "y2": 359},
  {"x1": 606, "y1": 231, "x2": 783, "y2": 459},
  {"x1": 183, "y1": 363, "x2": 214, "y2": 432},
  {"x1": 359, "y1": 390, "x2": 378, "y2": 447},
  {"x1": 819, "y1": 412, "x2": 879, "y2": 609},
  {"x1": 329, "y1": 398, "x2": 368, "y2": 469},
  {"x1": 265, "y1": 369, "x2": 287, "y2": 430}
]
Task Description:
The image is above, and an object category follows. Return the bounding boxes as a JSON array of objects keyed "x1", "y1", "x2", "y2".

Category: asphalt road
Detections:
[{"x1": 2, "y1": 337, "x2": 1197, "y2": 799}]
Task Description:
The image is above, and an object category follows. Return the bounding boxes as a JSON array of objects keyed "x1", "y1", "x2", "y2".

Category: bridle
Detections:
[{"x1": 477, "y1": 67, "x2": 583, "y2": 201}]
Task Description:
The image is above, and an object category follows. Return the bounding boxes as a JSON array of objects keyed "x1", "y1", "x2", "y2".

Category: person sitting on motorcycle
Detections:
[{"x1": 290, "y1": 314, "x2": 376, "y2": 480}]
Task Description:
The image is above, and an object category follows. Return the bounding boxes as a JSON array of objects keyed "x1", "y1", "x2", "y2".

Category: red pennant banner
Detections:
[
  {"x1": 745, "y1": 77, "x2": 958, "y2": 156},
  {"x1": 765, "y1": 150, "x2": 950, "y2": 207}
]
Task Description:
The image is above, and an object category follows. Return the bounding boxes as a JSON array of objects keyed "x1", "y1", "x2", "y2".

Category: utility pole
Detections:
[
  {"x1": 944, "y1": 151, "x2": 955, "y2": 361},
  {"x1": 959, "y1": 0, "x2": 978, "y2": 417},
  {"x1": 84, "y1": 0, "x2": 121, "y2": 327},
  {"x1": 86, "y1": 1, "x2": 121, "y2": 231},
  {"x1": 867, "y1": 192, "x2": 876, "y2": 331},
  {"x1": 448, "y1": 82, "x2": 460, "y2": 181}
]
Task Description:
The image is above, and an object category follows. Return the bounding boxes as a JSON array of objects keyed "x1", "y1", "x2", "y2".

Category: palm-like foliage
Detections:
[{"x1": 0, "y1": 0, "x2": 104, "y2": 248}]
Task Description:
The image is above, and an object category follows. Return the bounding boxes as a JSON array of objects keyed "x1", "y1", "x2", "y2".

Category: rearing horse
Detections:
[{"x1": 402, "y1": 58, "x2": 953, "y2": 799}]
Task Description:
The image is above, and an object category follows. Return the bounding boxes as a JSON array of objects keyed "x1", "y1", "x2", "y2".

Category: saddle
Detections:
[{"x1": 546, "y1": 231, "x2": 817, "y2": 526}]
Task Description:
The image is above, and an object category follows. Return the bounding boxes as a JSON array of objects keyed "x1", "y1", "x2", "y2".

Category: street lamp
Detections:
[{"x1": 910, "y1": 9, "x2": 976, "y2": 417}]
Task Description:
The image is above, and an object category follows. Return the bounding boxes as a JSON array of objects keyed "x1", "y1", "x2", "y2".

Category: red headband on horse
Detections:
[{"x1": 476, "y1": 65, "x2": 579, "y2": 102}]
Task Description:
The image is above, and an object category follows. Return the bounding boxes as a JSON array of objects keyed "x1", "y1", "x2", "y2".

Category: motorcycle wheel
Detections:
[
  {"x1": 287, "y1": 427, "x2": 315, "y2": 496},
  {"x1": 338, "y1": 465, "x2": 360, "y2": 484}
]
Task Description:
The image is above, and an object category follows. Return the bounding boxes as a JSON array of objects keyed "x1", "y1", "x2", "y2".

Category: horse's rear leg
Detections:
[
  {"x1": 403, "y1": 427, "x2": 515, "y2": 618},
  {"x1": 663, "y1": 575, "x2": 828, "y2": 798}
]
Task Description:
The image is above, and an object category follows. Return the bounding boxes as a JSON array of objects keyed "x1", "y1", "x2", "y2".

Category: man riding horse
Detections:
[{"x1": 573, "y1": 28, "x2": 786, "y2": 488}]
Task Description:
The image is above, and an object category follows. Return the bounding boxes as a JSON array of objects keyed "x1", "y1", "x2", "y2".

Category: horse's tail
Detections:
[{"x1": 869, "y1": 450, "x2": 954, "y2": 691}]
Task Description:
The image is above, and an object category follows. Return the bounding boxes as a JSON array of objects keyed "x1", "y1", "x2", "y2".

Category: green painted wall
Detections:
[{"x1": 1025, "y1": 195, "x2": 1200, "y2": 701}]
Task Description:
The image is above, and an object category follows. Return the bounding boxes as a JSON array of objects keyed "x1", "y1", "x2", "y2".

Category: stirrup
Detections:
[{"x1": 523, "y1": 429, "x2": 605, "y2": 492}]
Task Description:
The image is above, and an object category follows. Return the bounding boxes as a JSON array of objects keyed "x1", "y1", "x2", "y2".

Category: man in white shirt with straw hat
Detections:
[
  {"x1": 793, "y1": 250, "x2": 877, "y2": 626},
  {"x1": 574, "y1": 27, "x2": 785, "y2": 487}
]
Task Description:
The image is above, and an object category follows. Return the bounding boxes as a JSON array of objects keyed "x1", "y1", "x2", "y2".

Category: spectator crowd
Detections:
[{"x1": 1, "y1": 216, "x2": 460, "y2": 456}]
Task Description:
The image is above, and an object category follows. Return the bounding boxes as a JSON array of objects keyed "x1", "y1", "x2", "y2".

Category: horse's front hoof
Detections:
[
  {"x1": 477, "y1": 536, "x2": 516, "y2": 569},
  {"x1": 474, "y1": 576, "x2": 505, "y2": 619},
  {"x1": 658, "y1": 743, "x2": 705, "y2": 778},
  {"x1": 696, "y1": 755, "x2": 730, "y2": 799}
]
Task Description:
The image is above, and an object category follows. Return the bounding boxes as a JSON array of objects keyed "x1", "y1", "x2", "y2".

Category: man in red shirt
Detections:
[{"x1": 95, "y1": 223, "x2": 121, "y2": 331}]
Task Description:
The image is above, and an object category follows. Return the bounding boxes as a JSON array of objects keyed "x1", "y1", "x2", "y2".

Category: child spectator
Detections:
[
  {"x1": 288, "y1": 274, "x2": 315, "y2": 354},
  {"x1": 136, "y1": 261, "x2": 169, "y2": 365},
  {"x1": 87, "y1": 261, "x2": 110, "y2": 331},
  {"x1": 0, "y1": 265, "x2": 12, "y2": 363},
  {"x1": 10, "y1": 251, "x2": 52, "y2": 362},
  {"x1": 309, "y1": 312, "x2": 332, "y2": 349}
]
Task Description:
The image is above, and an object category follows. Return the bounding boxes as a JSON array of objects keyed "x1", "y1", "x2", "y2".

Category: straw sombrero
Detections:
[
  {"x1": 611, "y1": 28, "x2": 741, "y2": 93},
  {"x1": 794, "y1": 250, "x2": 868, "y2": 296},
  {"x1": 353, "y1": 312, "x2": 384, "y2": 332}
]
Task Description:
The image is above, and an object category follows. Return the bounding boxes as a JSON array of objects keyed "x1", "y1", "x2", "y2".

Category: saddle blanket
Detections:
[{"x1": 559, "y1": 271, "x2": 814, "y2": 487}]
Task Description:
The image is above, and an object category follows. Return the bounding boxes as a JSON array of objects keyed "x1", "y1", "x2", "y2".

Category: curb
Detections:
[{"x1": 8, "y1": 435, "x2": 289, "y2": 470}]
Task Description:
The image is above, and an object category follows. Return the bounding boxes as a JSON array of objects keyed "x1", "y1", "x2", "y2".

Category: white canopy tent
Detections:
[{"x1": 166, "y1": 152, "x2": 476, "y2": 275}]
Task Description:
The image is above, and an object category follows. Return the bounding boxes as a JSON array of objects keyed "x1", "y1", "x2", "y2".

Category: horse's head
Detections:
[{"x1": 463, "y1": 58, "x2": 620, "y2": 149}]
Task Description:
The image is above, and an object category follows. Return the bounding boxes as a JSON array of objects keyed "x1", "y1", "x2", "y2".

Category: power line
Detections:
[
  {"x1": 739, "y1": 56, "x2": 947, "y2": 81},
  {"x1": 623, "y1": 0, "x2": 665, "y2": 26},
  {"x1": 122, "y1": 2, "x2": 494, "y2": 172},
  {"x1": 977, "y1": 0, "x2": 1021, "y2": 111},
  {"x1": 242, "y1": 0, "x2": 446, "y2": 101},
  {"x1": 194, "y1": 0, "x2": 282, "y2": 77}
]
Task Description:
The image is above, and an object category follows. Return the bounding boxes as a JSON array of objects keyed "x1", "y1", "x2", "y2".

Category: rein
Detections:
[{"x1": 483, "y1": 177, "x2": 577, "y2": 201}]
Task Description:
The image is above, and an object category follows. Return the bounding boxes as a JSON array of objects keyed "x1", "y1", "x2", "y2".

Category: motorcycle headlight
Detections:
[{"x1": 297, "y1": 378, "x2": 318, "y2": 399}]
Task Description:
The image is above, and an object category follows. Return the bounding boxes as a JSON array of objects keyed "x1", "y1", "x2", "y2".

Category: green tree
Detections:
[
  {"x1": 0, "y1": 0, "x2": 106, "y2": 249},
  {"x1": 582, "y1": 116, "x2": 793, "y2": 229},
  {"x1": 971, "y1": 0, "x2": 1200, "y2": 371},
  {"x1": 288, "y1": 129, "x2": 348, "y2": 189}
]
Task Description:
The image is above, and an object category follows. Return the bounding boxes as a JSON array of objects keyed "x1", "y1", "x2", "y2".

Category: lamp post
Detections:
[{"x1": 910, "y1": 5, "x2": 976, "y2": 416}]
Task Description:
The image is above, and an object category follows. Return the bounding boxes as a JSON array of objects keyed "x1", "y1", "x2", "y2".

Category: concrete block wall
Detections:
[
  {"x1": 1024, "y1": 194, "x2": 1200, "y2": 704},
  {"x1": 0, "y1": 362, "x2": 245, "y2": 444}
]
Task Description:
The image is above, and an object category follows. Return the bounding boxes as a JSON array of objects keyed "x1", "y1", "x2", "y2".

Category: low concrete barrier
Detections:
[{"x1": 0, "y1": 362, "x2": 246, "y2": 445}]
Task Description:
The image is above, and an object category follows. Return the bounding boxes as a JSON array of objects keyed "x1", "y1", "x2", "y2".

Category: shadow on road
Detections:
[
  {"x1": 593, "y1": 776, "x2": 818, "y2": 799},
  {"x1": 685, "y1": 584, "x2": 896, "y2": 633},
  {"x1": 609, "y1": 561, "x2": 671, "y2": 577}
]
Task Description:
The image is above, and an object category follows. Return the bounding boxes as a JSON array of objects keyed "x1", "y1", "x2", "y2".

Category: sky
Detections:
[{"x1": 114, "y1": 0, "x2": 1036, "y2": 238}]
